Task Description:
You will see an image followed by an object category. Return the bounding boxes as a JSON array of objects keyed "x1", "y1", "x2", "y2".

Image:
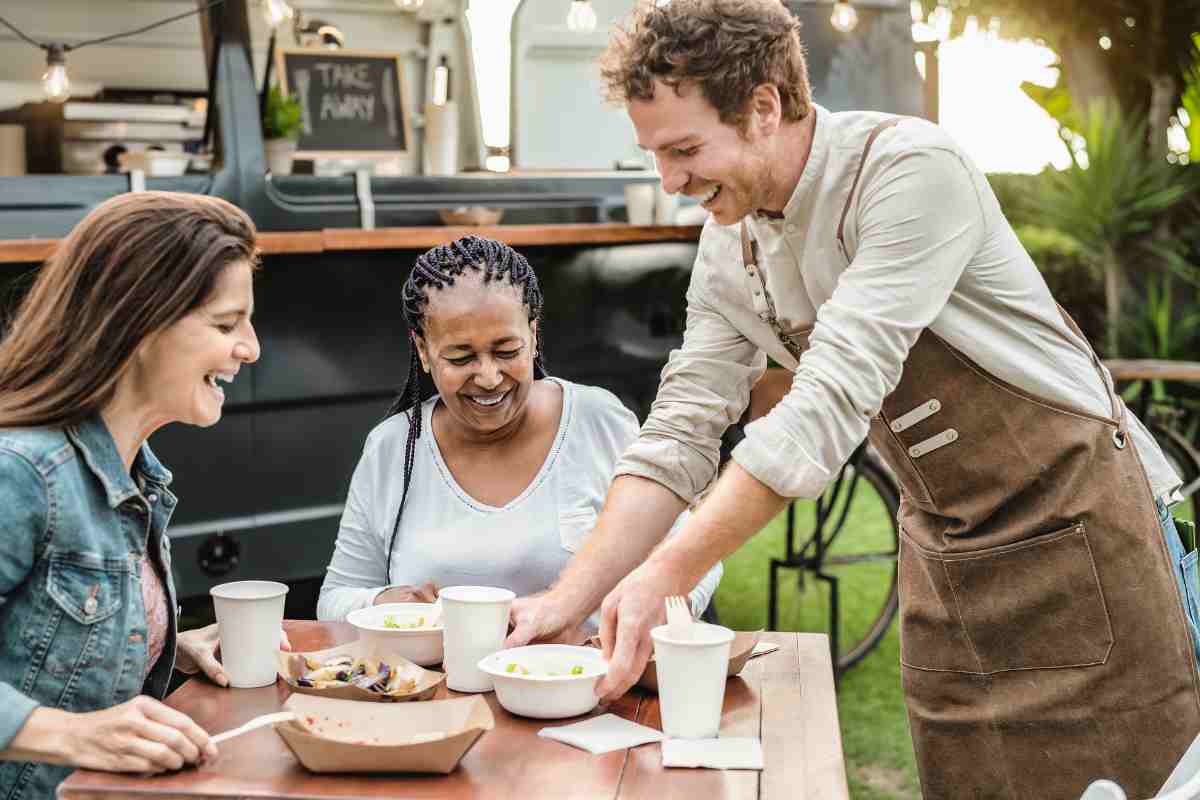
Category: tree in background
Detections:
[
  {"x1": 912, "y1": 0, "x2": 1200, "y2": 157},
  {"x1": 1024, "y1": 102, "x2": 1199, "y2": 354}
]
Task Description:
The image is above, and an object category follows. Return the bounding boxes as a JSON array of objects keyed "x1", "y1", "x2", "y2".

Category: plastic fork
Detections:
[
  {"x1": 211, "y1": 711, "x2": 298, "y2": 744},
  {"x1": 665, "y1": 595, "x2": 693, "y2": 640}
]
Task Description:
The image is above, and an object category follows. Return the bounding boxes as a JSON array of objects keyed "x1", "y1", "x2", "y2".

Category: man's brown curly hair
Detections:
[{"x1": 599, "y1": 0, "x2": 812, "y2": 131}]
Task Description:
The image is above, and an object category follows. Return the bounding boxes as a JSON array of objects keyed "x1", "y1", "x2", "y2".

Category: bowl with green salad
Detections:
[
  {"x1": 478, "y1": 644, "x2": 609, "y2": 719},
  {"x1": 347, "y1": 602, "x2": 443, "y2": 666}
]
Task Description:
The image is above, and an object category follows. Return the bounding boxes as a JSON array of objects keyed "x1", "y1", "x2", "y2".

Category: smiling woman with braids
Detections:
[{"x1": 317, "y1": 236, "x2": 720, "y2": 631}]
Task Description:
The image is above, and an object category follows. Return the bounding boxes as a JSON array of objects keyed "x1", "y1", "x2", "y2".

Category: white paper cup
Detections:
[
  {"x1": 624, "y1": 182, "x2": 656, "y2": 225},
  {"x1": 654, "y1": 180, "x2": 679, "y2": 225},
  {"x1": 210, "y1": 580, "x2": 288, "y2": 688},
  {"x1": 651, "y1": 622, "x2": 735, "y2": 738},
  {"x1": 440, "y1": 585, "x2": 515, "y2": 693}
]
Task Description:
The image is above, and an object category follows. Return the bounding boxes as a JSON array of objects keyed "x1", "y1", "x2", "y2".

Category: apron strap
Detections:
[
  {"x1": 1056, "y1": 305, "x2": 1128, "y2": 443},
  {"x1": 836, "y1": 117, "x2": 904, "y2": 255}
]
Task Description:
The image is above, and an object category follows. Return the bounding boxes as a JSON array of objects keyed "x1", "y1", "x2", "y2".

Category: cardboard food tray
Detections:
[
  {"x1": 587, "y1": 631, "x2": 762, "y2": 692},
  {"x1": 277, "y1": 639, "x2": 444, "y2": 702},
  {"x1": 275, "y1": 693, "x2": 493, "y2": 774}
]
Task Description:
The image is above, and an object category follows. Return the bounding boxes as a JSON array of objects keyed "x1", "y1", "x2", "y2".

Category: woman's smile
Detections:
[
  {"x1": 203, "y1": 372, "x2": 236, "y2": 403},
  {"x1": 466, "y1": 389, "x2": 509, "y2": 409}
]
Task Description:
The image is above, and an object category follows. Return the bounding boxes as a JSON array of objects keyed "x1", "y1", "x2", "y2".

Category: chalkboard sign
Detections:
[{"x1": 275, "y1": 48, "x2": 411, "y2": 158}]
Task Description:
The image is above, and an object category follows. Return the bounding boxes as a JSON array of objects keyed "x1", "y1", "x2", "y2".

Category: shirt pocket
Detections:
[
  {"x1": 46, "y1": 550, "x2": 126, "y2": 625},
  {"x1": 558, "y1": 508, "x2": 598, "y2": 554}
]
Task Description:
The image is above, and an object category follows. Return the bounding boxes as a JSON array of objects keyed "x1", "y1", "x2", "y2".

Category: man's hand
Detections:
[
  {"x1": 505, "y1": 594, "x2": 584, "y2": 648},
  {"x1": 595, "y1": 560, "x2": 686, "y2": 702},
  {"x1": 375, "y1": 582, "x2": 438, "y2": 605}
]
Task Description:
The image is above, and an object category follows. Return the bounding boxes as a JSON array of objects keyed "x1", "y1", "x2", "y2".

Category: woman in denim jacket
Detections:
[{"x1": 0, "y1": 192, "x2": 263, "y2": 799}]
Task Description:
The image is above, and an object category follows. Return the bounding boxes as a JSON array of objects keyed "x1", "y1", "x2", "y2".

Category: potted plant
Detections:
[{"x1": 262, "y1": 85, "x2": 303, "y2": 176}]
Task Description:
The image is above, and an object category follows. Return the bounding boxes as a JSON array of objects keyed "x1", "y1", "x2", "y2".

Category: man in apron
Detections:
[{"x1": 505, "y1": 1, "x2": 1200, "y2": 796}]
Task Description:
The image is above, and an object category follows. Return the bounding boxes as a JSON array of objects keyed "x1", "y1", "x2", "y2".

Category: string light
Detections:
[
  {"x1": 929, "y1": 4, "x2": 952, "y2": 41},
  {"x1": 1, "y1": 1, "x2": 225, "y2": 104},
  {"x1": 261, "y1": 0, "x2": 294, "y2": 29},
  {"x1": 41, "y1": 44, "x2": 70, "y2": 103},
  {"x1": 566, "y1": 0, "x2": 598, "y2": 33},
  {"x1": 830, "y1": 2, "x2": 858, "y2": 33}
]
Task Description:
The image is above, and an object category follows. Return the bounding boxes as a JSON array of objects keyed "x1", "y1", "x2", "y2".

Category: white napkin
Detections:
[
  {"x1": 751, "y1": 641, "x2": 780, "y2": 658},
  {"x1": 538, "y1": 713, "x2": 665, "y2": 754},
  {"x1": 661, "y1": 737, "x2": 764, "y2": 770}
]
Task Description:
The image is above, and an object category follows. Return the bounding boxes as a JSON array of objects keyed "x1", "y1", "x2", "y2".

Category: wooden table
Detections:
[{"x1": 58, "y1": 621, "x2": 848, "y2": 800}]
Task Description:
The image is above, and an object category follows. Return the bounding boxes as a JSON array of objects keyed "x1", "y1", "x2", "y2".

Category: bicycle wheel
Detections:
[
  {"x1": 772, "y1": 449, "x2": 901, "y2": 672},
  {"x1": 1152, "y1": 422, "x2": 1200, "y2": 523}
]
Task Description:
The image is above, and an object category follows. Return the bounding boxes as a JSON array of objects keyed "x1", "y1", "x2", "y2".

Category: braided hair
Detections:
[{"x1": 382, "y1": 235, "x2": 547, "y2": 582}]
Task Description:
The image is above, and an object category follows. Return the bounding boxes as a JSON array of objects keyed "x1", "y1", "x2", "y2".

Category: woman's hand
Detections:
[
  {"x1": 176, "y1": 623, "x2": 292, "y2": 687},
  {"x1": 6, "y1": 698, "x2": 217, "y2": 774},
  {"x1": 175, "y1": 624, "x2": 226, "y2": 687},
  {"x1": 374, "y1": 581, "x2": 438, "y2": 605}
]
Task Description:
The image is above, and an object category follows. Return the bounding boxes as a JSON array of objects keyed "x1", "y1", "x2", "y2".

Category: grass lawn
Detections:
[{"x1": 711, "y1": 491, "x2": 1196, "y2": 800}]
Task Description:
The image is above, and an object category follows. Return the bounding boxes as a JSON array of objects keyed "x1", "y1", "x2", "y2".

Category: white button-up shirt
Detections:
[{"x1": 615, "y1": 104, "x2": 1178, "y2": 503}]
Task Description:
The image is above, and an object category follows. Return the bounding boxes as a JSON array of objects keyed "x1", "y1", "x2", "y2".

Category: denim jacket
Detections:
[{"x1": 0, "y1": 413, "x2": 178, "y2": 800}]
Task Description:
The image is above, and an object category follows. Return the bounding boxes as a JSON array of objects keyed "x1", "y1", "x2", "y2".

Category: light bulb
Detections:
[
  {"x1": 394, "y1": 0, "x2": 424, "y2": 10},
  {"x1": 566, "y1": 0, "x2": 598, "y2": 32},
  {"x1": 830, "y1": 2, "x2": 858, "y2": 33},
  {"x1": 42, "y1": 46, "x2": 70, "y2": 104},
  {"x1": 261, "y1": 0, "x2": 294, "y2": 29},
  {"x1": 929, "y1": 4, "x2": 952, "y2": 41}
]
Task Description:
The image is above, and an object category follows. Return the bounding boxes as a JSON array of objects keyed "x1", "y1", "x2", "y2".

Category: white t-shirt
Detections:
[{"x1": 318, "y1": 378, "x2": 722, "y2": 628}]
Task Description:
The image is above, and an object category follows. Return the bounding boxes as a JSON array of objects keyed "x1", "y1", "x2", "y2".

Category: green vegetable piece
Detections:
[
  {"x1": 506, "y1": 663, "x2": 518, "y2": 673},
  {"x1": 571, "y1": 665, "x2": 584, "y2": 675}
]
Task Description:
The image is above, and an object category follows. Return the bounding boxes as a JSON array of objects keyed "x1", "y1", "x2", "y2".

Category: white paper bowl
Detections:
[
  {"x1": 347, "y1": 603, "x2": 443, "y2": 667},
  {"x1": 478, "y1": 644, "x2": 608, "y2": 719}
]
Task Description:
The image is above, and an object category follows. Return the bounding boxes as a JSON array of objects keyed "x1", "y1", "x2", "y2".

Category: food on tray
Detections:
[
  {"x1": 382, "y1": 614, "x2": 431, "y2": 629},
  {"x1": 289, "y1": 654, "x2": 418, "y2": 695},
  {"x1": 504, "y1": 662, "x2": 586, "y2": 677}
]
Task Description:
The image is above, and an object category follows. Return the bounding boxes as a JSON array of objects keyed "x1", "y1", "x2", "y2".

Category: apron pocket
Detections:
[{"x1": 901, "y1": 523, "x2": 1114, "y2": 674}]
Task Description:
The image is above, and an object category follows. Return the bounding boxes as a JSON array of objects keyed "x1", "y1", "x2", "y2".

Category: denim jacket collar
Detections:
[{"x1": 66, "y1": 412, "x2": 173, "y2": 508}]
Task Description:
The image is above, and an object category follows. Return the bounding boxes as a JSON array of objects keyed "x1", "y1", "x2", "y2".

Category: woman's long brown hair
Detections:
[{"x1": 0, "y1": 191, "x2": 258, "y2": 429}]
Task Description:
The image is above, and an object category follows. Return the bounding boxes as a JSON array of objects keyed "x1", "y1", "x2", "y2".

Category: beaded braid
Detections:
[{"x1": 382, "y1": 236, "x2": 547, "y2": 582}]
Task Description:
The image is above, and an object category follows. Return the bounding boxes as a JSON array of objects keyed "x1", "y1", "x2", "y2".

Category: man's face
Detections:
[{"x1": 628, "y1": 80, "x2": 772, "y2": 226}]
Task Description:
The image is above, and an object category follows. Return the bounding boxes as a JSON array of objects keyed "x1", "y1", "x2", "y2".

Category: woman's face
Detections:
[
  {"x1": 132, "y1": 259, "x2": 260, "y2": 427},
  {"x1": 415, "y1": 275, "x2": 537, "y2": 440}
]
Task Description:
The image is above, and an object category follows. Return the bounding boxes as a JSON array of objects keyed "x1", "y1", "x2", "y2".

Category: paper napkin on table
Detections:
[
  {"x1": 538, "y1": 714, "x2": 665, "y2": 754},
  {"x1": 661, "y1": 737, "x2": 764, "y2": 770},
  {"x1": 750, "y1": 641, "x2": 780, "y2": 658}
]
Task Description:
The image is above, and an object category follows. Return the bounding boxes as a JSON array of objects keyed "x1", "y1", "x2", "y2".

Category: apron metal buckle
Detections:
[{"x1": 1112, "y1": 429, "x2": 1127, "y2": 449}]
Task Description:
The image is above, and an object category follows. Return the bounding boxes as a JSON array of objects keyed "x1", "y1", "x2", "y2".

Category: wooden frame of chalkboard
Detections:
[{"x1": 275, "y1": 48, "x2": 413, "y2": 160}]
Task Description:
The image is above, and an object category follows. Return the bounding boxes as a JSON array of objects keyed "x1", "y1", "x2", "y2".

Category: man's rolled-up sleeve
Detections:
[
  {"x1": 732, "y1": 145, "x2": 986, "y2": 499},
  {"x1": 615, "y1": 262, "x2": 766, "y2": 504}
]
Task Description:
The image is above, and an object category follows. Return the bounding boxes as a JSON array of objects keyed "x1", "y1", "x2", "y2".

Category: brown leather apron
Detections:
[{"x1": 739, "y1": 119, "x2": 1200, "y2": 799}]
